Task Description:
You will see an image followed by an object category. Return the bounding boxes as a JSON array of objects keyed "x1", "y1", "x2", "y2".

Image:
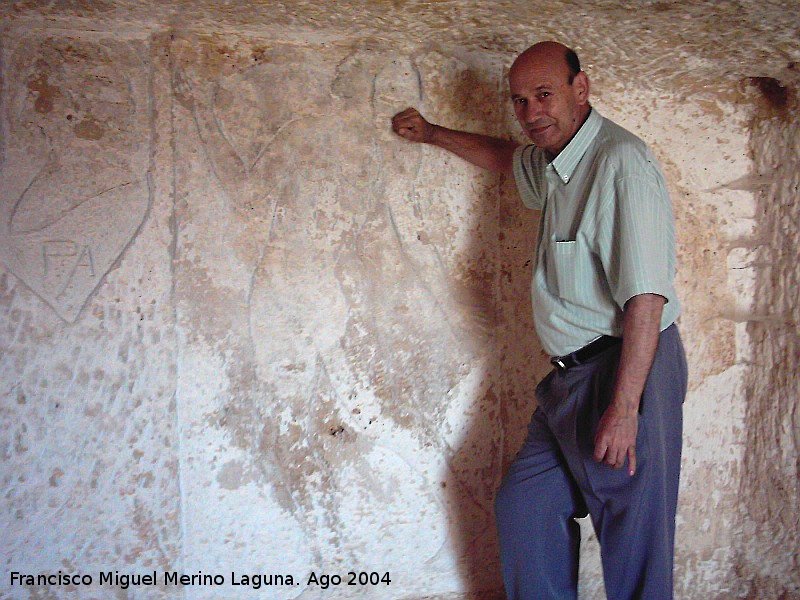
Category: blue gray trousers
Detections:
[{"x1": 495, "y1": 324, "x2": 687, "y2": 600}]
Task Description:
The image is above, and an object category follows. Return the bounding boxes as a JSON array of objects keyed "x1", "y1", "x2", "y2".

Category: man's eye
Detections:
[
  {"x1": 514, "y1": 98, "x2": 527, "y2": 105},
  {"x1": 538, "y1": 92, "x2": 551, "y2": 99}
]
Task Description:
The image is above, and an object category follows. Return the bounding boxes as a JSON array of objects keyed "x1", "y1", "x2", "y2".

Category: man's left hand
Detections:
[
  {"x1": 593, "y1": 402, "x2": 638, "y2": 475},
  {"x1": 592, "y1": 293, "x2": 665, "y2": 477}
]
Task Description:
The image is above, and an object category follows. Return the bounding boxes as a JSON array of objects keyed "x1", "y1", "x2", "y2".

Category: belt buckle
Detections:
[{"x1": 551, "y1": 357, "x2": 568, "y2": 371}]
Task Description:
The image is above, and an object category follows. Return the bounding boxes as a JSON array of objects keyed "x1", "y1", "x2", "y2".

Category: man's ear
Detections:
[{"x1": 573, "y1": 71, "x2": 590, "y2": 104}]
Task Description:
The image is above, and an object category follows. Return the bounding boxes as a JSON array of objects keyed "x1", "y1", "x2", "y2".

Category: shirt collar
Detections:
[{"x1": 548, "y1": 107, "x2": 603, "y2": 184}]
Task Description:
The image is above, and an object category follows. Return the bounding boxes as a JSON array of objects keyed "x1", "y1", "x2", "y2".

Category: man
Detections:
[{"x1": 391, "y1": 41, "x2": 687, "y2": 600}]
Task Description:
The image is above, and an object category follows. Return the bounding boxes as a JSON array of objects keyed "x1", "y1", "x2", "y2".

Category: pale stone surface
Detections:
[
  {"x1": 0, "y1": 26, "x2": 181, "y2": 600},
  {"x1": 0, "y1": 34, "x2": 151, "y2": 322},
  {"x1": 0, "y1": 1, "x2": 798, "y2": 599}
]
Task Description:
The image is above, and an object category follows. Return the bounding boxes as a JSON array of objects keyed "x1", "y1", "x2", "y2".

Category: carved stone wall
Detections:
[
  {"x1": 0, "y1": 2, "x2": 798, "y2": 599},
  {"x1": 737, "y1": 69, "x2": 800, "y2": 598},
  {"x1": 0, "y1": 27, "x2": 181, "y2": 600}
]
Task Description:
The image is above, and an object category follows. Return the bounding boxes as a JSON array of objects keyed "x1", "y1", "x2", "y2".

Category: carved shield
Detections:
[{"x1": 0, "y1": 36, "x2": 151, "y2": 322}]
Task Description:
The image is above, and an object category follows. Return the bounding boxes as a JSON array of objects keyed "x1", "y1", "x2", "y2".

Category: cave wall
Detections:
[{"x1": 0, "y1": 2, "x2": 798, "y2": 598}]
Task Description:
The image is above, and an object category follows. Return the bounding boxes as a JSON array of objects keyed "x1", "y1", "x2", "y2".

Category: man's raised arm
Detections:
[{"x1": 391, "y1": 107, "x2": 519, "y2": 176}]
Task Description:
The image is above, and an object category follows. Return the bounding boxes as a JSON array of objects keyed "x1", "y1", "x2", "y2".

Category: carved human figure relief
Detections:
[
  {"x1": 0, "y1": 36, "x2": 151, "y2": 322},
  {"x1": 174, "y1": 41, "x2": 453, "y2": 567}
]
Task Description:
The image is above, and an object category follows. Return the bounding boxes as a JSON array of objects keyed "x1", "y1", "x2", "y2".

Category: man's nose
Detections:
[{"x1": 523, "y1": 100, "x2": 543, "y2": 122}]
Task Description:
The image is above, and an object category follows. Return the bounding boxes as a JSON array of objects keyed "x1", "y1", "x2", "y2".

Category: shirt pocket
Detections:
[{"x1": 546, "y1": 237, "x2": 584, "y2": 304}]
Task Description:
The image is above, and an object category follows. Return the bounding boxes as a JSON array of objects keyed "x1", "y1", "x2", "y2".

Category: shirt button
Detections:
[{"x1": 563, "y1": 176, "x2": 569, "y2": 183}]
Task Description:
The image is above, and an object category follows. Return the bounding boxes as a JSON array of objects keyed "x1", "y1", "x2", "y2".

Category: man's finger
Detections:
[
  {"x1": 628, "y1": 446, "x2": 637, "y2": 476},
  {"x1": 392, "y1": 120, "x2": 413, "y2": 137},
  {"x1": 593, "y1": 438, "x2": 607, "y2": 463},
  {"x1": 392, "y1": 114, "x2": 421, "y2": 137},
  {"x1": 608, "y1": 448, "x2": 622, "y2": 469},
  {"x1": 392, "y1": 107, "x2": 419, "y2": 126}
]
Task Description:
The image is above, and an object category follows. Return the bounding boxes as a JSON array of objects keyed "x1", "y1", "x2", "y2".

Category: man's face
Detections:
[{"x1": 509, "y1": 53, "x2": 589, "y2": 158}]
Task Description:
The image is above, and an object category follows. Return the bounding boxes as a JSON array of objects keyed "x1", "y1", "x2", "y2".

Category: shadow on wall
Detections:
[
  {"x1": 737, "y1": 69, "x2": 800, "y2": 598},
  {"x1": 429, "y1": 61, "x2": 551, "y2": 597}
]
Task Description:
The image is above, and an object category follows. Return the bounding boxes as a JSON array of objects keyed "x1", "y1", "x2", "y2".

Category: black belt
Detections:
[{"x1": 550, "y1": 335, "x2": 621, "y2": 371}]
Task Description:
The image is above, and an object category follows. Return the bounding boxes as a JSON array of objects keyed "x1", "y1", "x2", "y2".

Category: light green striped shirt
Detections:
[{"x1": 513, "y1": 108, "x2": 681, "y2": 357}]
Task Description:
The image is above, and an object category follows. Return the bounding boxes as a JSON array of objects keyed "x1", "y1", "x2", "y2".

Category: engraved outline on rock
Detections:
[{"x1": 0, "y1": 36, "x2": 152, "y2": 323}]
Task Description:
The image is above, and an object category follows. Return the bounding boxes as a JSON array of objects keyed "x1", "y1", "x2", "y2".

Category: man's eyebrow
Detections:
[{"x1": 511, "y1": 84, "x2": 555, "y2": 97}]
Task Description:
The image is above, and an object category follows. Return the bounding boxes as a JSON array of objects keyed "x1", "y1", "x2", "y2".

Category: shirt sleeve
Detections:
[
  {"x1": 512, "y1": 144, "x2": 546, "y2": 211},
  {"x1": 597, "y1": 174, "x2": 678, "y2": 310}
]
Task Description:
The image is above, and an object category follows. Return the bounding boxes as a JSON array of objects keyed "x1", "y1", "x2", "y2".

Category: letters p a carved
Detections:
[{"x1": 0, "y1": 36, "x2": 151, "y2": 323}]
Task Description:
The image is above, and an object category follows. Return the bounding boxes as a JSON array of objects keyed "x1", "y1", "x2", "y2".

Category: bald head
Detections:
[
  {"x1": 510, "y1": 41, "x2": 581, "y2": 85},
  {"x1": 508, "y1": 41, "x2": 590, "y2": 157}
]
